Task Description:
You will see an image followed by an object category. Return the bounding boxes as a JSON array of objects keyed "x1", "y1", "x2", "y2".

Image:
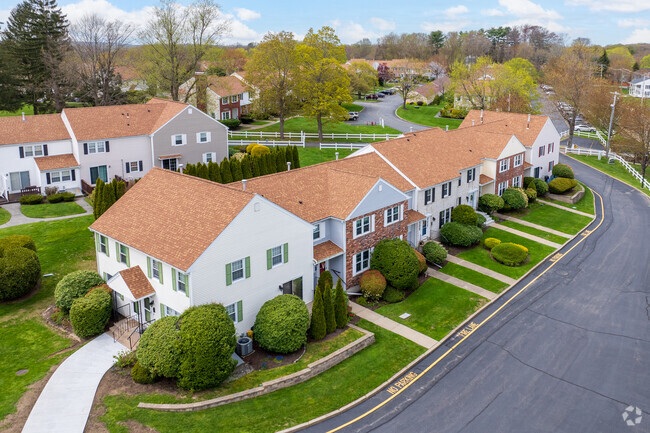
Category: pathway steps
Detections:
[
  {"x1": 537, "y1": 199, "x2": 594, "y2": 217},
  {"x1": 492, "y1": 224, "x2": 564, "y2": 248},
  {"x1": 493, "y1": 213, "x2": 570, "y2": 237},
  {"x1": 426, "y1": 268, "x2": 497, "y2": 301},
  {"x1": 445, "y1": 255, "x2": 517, "y2": 285}
]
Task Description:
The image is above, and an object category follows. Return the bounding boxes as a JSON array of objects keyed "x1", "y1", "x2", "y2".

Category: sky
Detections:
[{"x1": 1, "y1": 0, "x2": 649, "y2": 47}]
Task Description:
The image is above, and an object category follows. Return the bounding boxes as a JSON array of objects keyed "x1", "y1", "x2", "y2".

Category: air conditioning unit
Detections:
[{"x1": 236, "y1": 336, "x2": 253, "y2": 357}]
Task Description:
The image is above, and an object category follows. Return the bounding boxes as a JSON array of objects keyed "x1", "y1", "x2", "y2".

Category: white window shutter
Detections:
[
  {"x1": 182, "y1": 134, "x2": 187, "y2": 145},
  {"x1": 202, "y1": 153, "x2": 207, "y2": 163},
  {"x1": 212, "y1": 152, "x2": 216, "y2": 161},
  {"x1": 196, "y1": 132, "x2": 201, "y2": 143},
  {"x1": 171, "y1": 136, "x2": 175, "y2": 146},
  {"x1": 206, "y1": 132, "x2": 211, "y2": 142},
  {"x1": 384, "y1": 210, "x2": 388, "y2": 226},
  {"x1": 400, "y1": 204, "x2": 404, "y2": 221},
  {"x1": 371, "y1": 215, "x2": 375, "y2": 232}
]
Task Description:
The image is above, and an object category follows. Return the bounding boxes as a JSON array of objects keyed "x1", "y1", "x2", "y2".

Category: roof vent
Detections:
[
  {"x1": 126, "y1": 113, "x2": 130, "y2": 119},
  {"x1": 21, "y1": 112, "x2": 25, "y2": 121},
  {"x1": 242, "y1": 179, "x2": 247, "y2": 191},
  {"x1": 472, "y1": 120, "x2": 475, "y2": 126},
  {"x1": 527, "y1": 114, "x2": 530, "y2": 130},
  {"x1": 480, "y1": 109, "x2": 484, "y2": 123},
  {"x1": 335, "y1": 152, "x2": 339, "y2": 160},
  {"x1": 299, "y1": 200, "x2": 303, "y2": 204},
  {"x1": 287, "y1": 161, "x2": 291, "y2": 171}
]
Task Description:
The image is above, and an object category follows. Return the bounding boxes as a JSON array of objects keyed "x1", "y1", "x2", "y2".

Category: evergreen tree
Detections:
[
  {"x1": 197, "y1": 162, "x2": 209, "y2": 179},
  {"x1": 182, "y1": 163, "x2": 192, "y2": 175},
  {"x1": 597, "y1": 49, "x2": 609, "y2": 77},
  {"x1": 317, "y1": 270, "x2": 333, "y2": 290},
  {"x1": 633, "y1": 61, "x2": 640, "y2": 71},
  {"x1": 276, "y1": 147, "x2": 286, "y2": 172},
  {"x1": 334, "y1": 279, "x2": 347, "y2": 328},
  {"x1": 263, "y1": 153, "x2": 275, "y2": 174},
  {"x1": 230, "y1": 158, "x2": 243, "y2": 181},
  {"x1": 292, "y1": 145, "x2": 301, "y2": 169},
  {"x1": 0, "y1": 41, "x2": 26, "y2": 111},
  {"x1": 252, "y1": 155, "x2": 262, "y2": 177},
  {"x1": 101, "y1": 180, "x2": 116, "y2": 216},
  {"x1": 241, "y1": 155, "x2": 253, "y2": 179},
  {"x1": 322, "y1": 281, "x2": 336, "y2": 334},
  {"x1": 92, "y1": 178, "x2": 104, "y2": 219},
  {"x1": 309, "y1": 285, "x2": 326, "y2": 340},
  {"x1": 115, "y1": 180, "x2": 126, "y2": 200},
  {"x1": 220, "y1": 158, "x2": 233, "y2": 183},
  {"x1": 208, "y1": 161, "x2": 222, "y2": 183}
]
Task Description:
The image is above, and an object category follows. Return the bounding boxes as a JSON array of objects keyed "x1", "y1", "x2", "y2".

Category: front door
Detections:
[
  {"x1": 534, "y1": 167, "x2": 540, "y2": 178},
  {"x1": 143, "y1": 298, "x2": 152, "y2": 322},
  {"x1": 467, "y1": 191, "x2": 477, "y2": 209}
]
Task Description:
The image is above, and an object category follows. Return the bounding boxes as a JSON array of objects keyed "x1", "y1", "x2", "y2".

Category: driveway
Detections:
[
  {"x1": 347, "y1": 94, "x2": 428, "y2": 133},
  {"x1": 304, "y1": 155, "x2": 650, "y2": 432}
]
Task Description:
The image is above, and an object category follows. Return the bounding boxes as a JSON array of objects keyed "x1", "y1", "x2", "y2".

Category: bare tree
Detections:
[
  {"x1": 614, "y1": 99, "x2": 650, "y2": 187},
  {"x1": 397, "y1": 66, "x2": 417, "y2": 109}
]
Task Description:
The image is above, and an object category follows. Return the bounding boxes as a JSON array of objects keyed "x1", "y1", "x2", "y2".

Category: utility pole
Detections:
[{"x1": 606, "y1": 92, "x2": 621, "y2": 159}]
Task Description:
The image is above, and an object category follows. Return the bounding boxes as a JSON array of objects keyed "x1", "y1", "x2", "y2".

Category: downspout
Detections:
[{"x1": 150, "y1": 134, "x2": 155, "y2": 169}]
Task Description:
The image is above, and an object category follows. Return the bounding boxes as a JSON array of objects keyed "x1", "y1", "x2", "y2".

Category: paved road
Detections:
[
  {"x1": 347, "y1": 94, "x2": 428, "y2": 133},
  {"x1": 305, "y1": 155, "x2": 650, "y2": 433}
]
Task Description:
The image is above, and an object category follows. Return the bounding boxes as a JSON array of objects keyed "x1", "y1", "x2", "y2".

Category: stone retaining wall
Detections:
[
  {"x1": 547, "y1": 183, "x2": 584, "y2": 204},
  {"x1": 137, "y1": 324, "x2": 374, "y2": 412}
]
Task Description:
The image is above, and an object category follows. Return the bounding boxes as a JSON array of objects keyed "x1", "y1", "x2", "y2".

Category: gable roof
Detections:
[
  {"x1": 0, "y1": 113, "x2": 70, "y2": 146},
  {"x1": 34, "y1": 154, "x2": 79, "y2": 171},
  {"x1": 207, "y1": 75, "x2": 248, "y2": 97},
  {"x1": 90, "y1": 168, "x2": 255, "y2": 271},
  {"x1": 115, "y1": 266, "x2": 155, "y2": 300},
  {"x1": 63, "y1": 99, "x2": 187, "y2": 141},
  {"x1": 459, "y1": 110, "x2": 552, "y2": 148},
  {"x1": 413, "y1": 77, "x2": 450, "y2": 98}
]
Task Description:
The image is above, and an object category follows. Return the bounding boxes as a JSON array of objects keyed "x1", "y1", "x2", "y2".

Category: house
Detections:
[
  {"x1": 628, "y1": 76, "x2": 650, "y2": 98},
  {"x1": 408, "y1": 77, "x2": 450, "y2": 104},
  {"x1": 230, "y1": 71, "x2": 255, "y2": 113},
  {"x1": 90, "y1": 168, "x2": 314, "y2": 334},
  {"x1": 459, "y1": 110, "x2": 560, "y2": 179},
  {"x1": 180, "y1": 73, "x2": 251, "y2": 120},
  {"x1": 114, "y1": 65, "x2": 148, "y2": 93}
]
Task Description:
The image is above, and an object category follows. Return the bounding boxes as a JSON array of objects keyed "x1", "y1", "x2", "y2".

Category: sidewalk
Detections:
[
  {"x1": 537, "y1": 199, "x2": 594, "y2": 217},
  {"x1": 491, "y1": 224, "x2": 564, "y2": 248},
  {"x1": 494, "y1": 213, "x2": 569, "y2": 238},
  {"x1": 426, "y1": 268, "x2": 497, "y2": 301},
  {"x1": 0, "y1": 197, "x2": 92, "y2": 228},
  {"x1": 350, "y1": 302, "x2": 437, "y2": 348},
  {"x1": 445, "y1": 255, "x2": 517, "y2": 285},
  {"x1": 22, "y1": 333, "x2": 125, "y2": 433}
]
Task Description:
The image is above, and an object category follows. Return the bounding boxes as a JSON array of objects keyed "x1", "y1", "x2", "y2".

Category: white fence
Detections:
[
  {"x1": 228, "y1": 130, "x2": 401, "y2": 142},
  {"x1": 228, "y1": 139, "x2": 304, "y2": 147},
  {"x1": 319, "y1": 143, "x2": 368, "y2": 150},
  {"x1": 561, "y1": 146, "x2": 650, "y2": 190},
  {"x1": 559, "y1": 130, "x2": 607, "y2": 146}
]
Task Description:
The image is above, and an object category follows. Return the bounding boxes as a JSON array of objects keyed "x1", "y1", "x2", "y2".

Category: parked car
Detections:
[
  {"x1": 574, "y1": 124, "x2": 596, "y2": 133},
  {"x1": 376, "y1": 92, "x2": 385, "y2": 98},
  {"x1": 348, "y1": 112, "x2": 359, "y2": 121},
  {"x1": 365, "y1": 94, "x2": 378, "y2": 100}
]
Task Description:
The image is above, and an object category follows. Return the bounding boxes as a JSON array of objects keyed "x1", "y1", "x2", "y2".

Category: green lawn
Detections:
[
  {"x1": 505, "y1": 202, "x2": 593, "y2": 235},
  {"x1": 457, "y1": 227, "x2": 557, "y2": 279},
  {"x1": 0, "y1": 207, "x2": 10, "y2": 225},
  {"x1": 567, "y1": 154, "x2": 650, "y2": 197},
  {"x1": 297, "y1": 147, "x2": 356, "y2": 167},
  {"x1": 21, "y1": 202, "x2": 86, "y2": 219},
  {"x1": 98, "y1": 320, "x2": 424, "y2": 433},
  {"x1": 342, "y1": 103, "x2": 364, "y2": 112},
  {"x1": 376, "y1": 278, "x2": 486, "y2": 340},
  {"x1": 255, "y1": 116, "x2": 402, "y2": 138},
  {"x1": 396, "y1": 105, "x2": 463, "y2": 130},
  {"x1": 0, "y1": 104, "x2": 34, "y2": 117},
  {"x1": 249, "y1": 120, "x2": 270, "y2": 126},
  {"x1": 499, "y1": 220, "x2": 569, "y2": 244},
  {"x1": 439, "y1": 262, "x2": 509, "y2": 294},
  {"x1": 539, "y1": 181, "x2": 595, "y2": 215}
]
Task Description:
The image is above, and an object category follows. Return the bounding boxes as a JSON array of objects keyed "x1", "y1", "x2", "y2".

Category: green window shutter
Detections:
[
  {"x1": 160, "y1": 303, "x2": 166, "y2": 317},
  {"x1": 184, "y1": 274, "x2": 189, "y2": 298},
  {"x1": 236, "y1": 300, "x2": 243, "y2": 322},
  {"x1": 125, "y1": 248, "x2": 130, "y2": 267},
  {"x1": 103, "y1": 272, "x2": 106, "y2": 281},
  {"x1": 105, "y1": 237, "x2": 109, "y2": 257},
  {"x1": 266, "y1": 249, "x2": 272, "y2": 270},
  {"x1": 283, "y1": 243, "x2": 289, "y2": 263},
  {"x1": 245, "y1": 256, "x2": 251, "y2": 278},
  {"x1": 133, "y1": 302, "x2": 139, "y2": 314},
  {"x1": 147, "y1": 257, "x2": 152, "y2": 278},
  {"x1": 115, "y1": 242, "x2": 119, "y2": 262},
  {"x1": 158, "y1": 263, "x2": 164, "y2": 284},
  {"x1": 226, "y1": 263, "x2": 232, "y2": 286},
  {"x1": 95, "y1": 233, "x2": 100, "y2": 252},
  {"x1": 172, "y1": 268, "x2": 177, "y2": 291}
]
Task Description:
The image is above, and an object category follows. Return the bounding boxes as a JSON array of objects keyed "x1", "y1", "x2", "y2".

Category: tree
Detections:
[
  {"x1": 449, "y1": 56, "x2": 495, "y2": 110},
  {"x1": 309, "y1": 286, "x2": 326, "y2": 340},
  {"x1": 376, "y1": 63, "x2": 394, "y2": 86},
  {"x1": 208, "y1": 161, "x2": 222, "y2": 183},
  {"x1": 220, "y1": 158, "x2": 232, "y2": 183},
  {"x1": 0, "y1": 41, "x2": 26, "y2": 111},
  {"x1": 321, "y1": 279, "x2": 336, "y2": 334},
  {"x1": 397, "y1": 69, "x2": 417, "y2": 109},
  {"x1": 347, "y1": 61, "x2": 378, "y2": 100},
  {"x1": 614, "y1": 99, "x2": 650, "y2": 188},
  {"x1": 197, "y1": 162, "x2": 209, "y2": 179},
  {"x1": 429, "y1": 31, "x2": 446, "y2": 54},
  {"x1": 485, "y1": 26, "x2": 511, "y2": 63},
  {"x1": 296, "y1": 27, "x2": 351, "y2": 141},
  {"x1": 583, "y1": 80, "x2": 620, "y2": 140},
  {"x1": 333, "y1": 279, "x2": 347, "y2": 328},
  {"x1": 275, "y1": 147, "x2": 287, "y2": 172},
  {"x1": 597, "y1": 50, "x2": 609, "y2": 78},
  {"x1": 230, "y1": 158, "x2": 243, "y2": 181},
  {"x1": 640, "y1": 55, "x2": 650, "y2": 69},
  {"x1": 292, "y1": 146, "x2": 301, "y2": 169},
  {"x1": 252, "y1": 155, "x2": 262, "y2": 177},
  {"x1": 246, "y1": 31, "x2": 300, "y2": 139},
  {"x1": 102, "y1": 181, "x2": 116, "y2": 214},
  {"x1": 241, "y1": 154, "x2": 252, "y2": 179},
  {"x1": 92, "y1": 178, "x2": 104, "y2": 219}
]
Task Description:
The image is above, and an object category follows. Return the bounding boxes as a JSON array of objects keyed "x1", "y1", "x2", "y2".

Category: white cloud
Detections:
[
  {"x1": 224, "y1": 17, "x2": 261, "y2": 44},
  {"x1": 233, "y1": 7, "x2": 260, "y2": 21},
  {"x1": 421, "y1": 20, "x2": 472, "y2": 33},
  {"x1": 623, "y1": 28, "x2": 650, "y2": 43},
  {"x1": 60, "y1": 0, "x2": 155, "y2": 28},
  {"x1": 497, "y1": 0, "x2": 562, "y2": 20},
  {"x1": 370, "y1": 17, "x2": 396, "y2": 31},
  {"x1": 444, "y1": 5, "x2": 469, "y2": 17},
  {"x1": 617, "y1": 18, "x2": 650, "y2": 28},
  {"x1": 330, "y1": 20, "x2": 379, "y2": 44},
  {"x1": 481, "y1": 8, "x2": 505, "y2": 16},
  {"x1": 567, "y1": 0, "x2": 650, "y2": 12}
]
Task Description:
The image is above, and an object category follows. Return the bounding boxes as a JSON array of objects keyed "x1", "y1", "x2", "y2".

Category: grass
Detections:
[
  {"x1": 457, "y1": 227, "x2": 557, "y2": 279},
  {"x1": 342, "y1": 103, "x2": 364, "y2": 112},
  {"x1": 396, "y1": 105, "x2": 463, "y2": 130},
  {"x1": 505, "y1": 202, "x2": 593, "y2": 235},
  {"x1": 0, "y1": 104, "x2": 34, "y2": 117},
  {"x1": 0, "y1": 207, "x2": 10, "y2": 225},
  {"x1": 20, "y1": 202, "x2": 86, "y2": 219},
  {"x1": 376, "y1": 278, "x2": 487, "y2": 340},
  {"x1": 499, "y1": 220, "x2": 569, "y2": 244},
  {"x1": 539, "y1": 181, "x2": 595, "y2": 215},
  {"x1": 249, "y1": 120, "x2": 270, "y2": 125},
  {"x1": 98, "y1": 320, "x2": 425, "y2": 433},
  {"x1": 439, "y1": 262, "x2": 509, "y2": 294},
  {"x1": 255, "y1": 116, "x2": 402, "y2": 138},
  {"x1": 567, "y1": 154, "x2": 650, "y2": 197},
  {"x1": 297, "y1": 147, "x2": 356, "y2": 167}
]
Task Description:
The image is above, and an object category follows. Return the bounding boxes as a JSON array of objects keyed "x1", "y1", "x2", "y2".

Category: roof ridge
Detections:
[{"x1": 150, "y1": 167, "x2": 256, "y2": 196}]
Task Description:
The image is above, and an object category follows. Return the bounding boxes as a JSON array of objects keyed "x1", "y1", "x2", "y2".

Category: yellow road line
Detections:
[{"x1": 328, "y1": 191, "x2": 605, "y2": 433}]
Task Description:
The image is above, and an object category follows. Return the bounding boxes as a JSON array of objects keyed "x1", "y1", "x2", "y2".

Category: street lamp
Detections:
[{"x1": 606, "y1": 92, "x2": 620, "y2": 159}]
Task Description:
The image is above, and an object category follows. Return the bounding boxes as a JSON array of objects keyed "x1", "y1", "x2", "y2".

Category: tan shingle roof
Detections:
[
  {"x1": 34, "y1": 154, "x2": 79, "y2": 171},
  {"x1": 479, "y1": 174, "x2": 494, "y2": 185},
  {"x1": 208, "y1": 76, "x2": 247, "y2": 97},
  {"x1": 313, "y1": 241, "x2": 344, "y2": 263},
  {"x1": 404, "y1": 209, "x2": 426, "y2": 226},
  {"x1": 119, "y1": 266, "x2": 155, "y2": 300},
  {"x1": 90, "y1": 168, "x2": 255, "y2": 271},
  {"x1": 459, "y1": 110, "x2": 550, "y2": 148},
  {"x1": 0, "y1": 113, "x2": 70, "y2": 146}
]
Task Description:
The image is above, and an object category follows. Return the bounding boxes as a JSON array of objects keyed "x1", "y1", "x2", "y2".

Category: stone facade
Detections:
[
  {"x1": 345, "y1": 200, "x2": 409, "y2": 287},
  {"x1": 495, "y1": 152, "x2": 526, "y2": 192}
]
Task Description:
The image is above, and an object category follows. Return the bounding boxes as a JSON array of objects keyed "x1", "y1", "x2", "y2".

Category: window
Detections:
[
  {"x1": 172, "y1": 134, "x2": 186, "y2": 146},
  {"x1": 222, "y1": 96, "x2": 230, "y2": 104},
  {"x1": 499, "y1": 159, "x2": 510, "y2": 173},
  {"x1": 457, "y1": 197, "x2": 462, "y2": 206},
  {"x1": 165, "y1": 305, "x2": 180, "y2": 317},
  {"x1": 441, "y1": 181, "x2": 452, "y2": 198},
  {"x1": 549, "y1": 161, "x2": 554, "y2": 171},
  {"x1": 89, "y1": 165, "x2": 108, "y2": 184},
  {"x1": 177, "y1": 271, "x2": 187, "y2": 293},
  {"x1": 9, "y1": 171, "x2": 30, "y2": 191},
  {"x1": 385, "y1": 206, "x2": 400, "y2": 225},
  {"x1": 539, "y1": 146, "x2": 546, "y2": 157},
  {"x1": 421, "y1": 217, "x2": 428, "y2": 237},
  {"x1": 119, "y1": 244, "x2": 128, "y2": 265},
  {"x1": 458, "y1": 178, "x2": 462, "y2": 186},
  {"x1": 221, "y1": 111, "x2": 231, "y2": 120},
  {"x1": 162, "y1": 158, "x2": 177, "y2": 171},
  {"x1": 23, "y1": 145, "x2": 44, "y2": 157},
  {"x1": 498, "y1": 180, "x2": 508, "y2": 196},
  {"x1": 231, "y1": 94, "x2": 239, "y2": 103},
  {"x1": 203, "y1": 152, "x2": 216, "y2": 163},
  {"x1": 50, "y1": 170, "x2": 71, "y2": 183},
  {"x1": 354, "y1": 249, "x2": 371, "y2": 275},
  {"x1": 271, "y1": 245, "x2": 283, "y2": 267},
  {"x1": 313, "y1": 224, "x2": 321, "y2": 240},
  {"x1": 86, "y1": 141, "x2": 106, "y2": 154},
  {"x1": 548, "y1": 142, "x2": 553, "y2": 153},
  {"x1": 424, "y1": 188, "x2": 435, "y2": 205},
  {"x1": 151, "y1": 259, "x2": 160, "y2": 280},
  {"x1": 438, "y1": 207, "x2": 452, "y2": 228},
  {"x1": 355, "y1": 216, "x2": 371, "y2": 236},
  {"x1": 514, "y1": 154, "x2": 523, "y2": 167},
  {"x1": 231, "y1": 259, "x2": 244, "y2": 282},
  {"x1": 467, "y1": 168, "x2": 476, "y2": 183},
  {"x1": 225, "y1": 303, "x2": 237, "y2": 321},
  {"x1": 197, "y1": 132, "x2": 211, "y2": 143},
  {"x1": 126, "y1": 161, "x2": 141, "y2": 173},
  {"x1": 99, "y1": 235, "x2": 107, "y2": 255},
  {"x1": 512, "y1": 176, "x2": 521, "y2": 188}
]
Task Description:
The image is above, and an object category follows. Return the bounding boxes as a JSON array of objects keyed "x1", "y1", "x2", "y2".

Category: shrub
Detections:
[
  {"x1": 382, "y1": 286, "x2": 405, "y2": 303},
  {"x1": 0, "y1": 246, "x2": 40, "y2": 301},
  {"x1": 525, "y1": 188, "x2": 537, "y2": 203},
  {"x1": 69, "y1": 289, "x2": 112, "y2": 338},
  {"x1": 417, "y1": 100, "x2": 424, "y2": 106},
  {"x1": 439, "y1": 222, "x2": 483, "y2": 247},
  {"x1": 322, "y1": 283, "x2": 336, "y2": 334},
  {"x1": 219, "y1": 118, "x2": 241, "y2": 129},
  {"x1": 478, "y1": 194, "x2": 504, "y2": 213},
  {"x1": 240, "y1": 114, "x2": 253, "y2": 124},
  {"x1": 523, "y1": 177, "x2": 536, "y2": 189},
  {"x1": 251, "y1": 144, "x2": 270, "y2": 157},
  {"x1": 113, "y1": 350, "x2": 137, "y2": 369},
  {"x1": 476, "y1": 213, "x2": 486, "y2": 227},
  {"x1": 317, "y1": 270, "x2": 333, "y2": 290},
  {"x1": 360, "y1": 270, "x2": 386, "y2": 300},
  {"x1": 484, "y1": 237, "x2": 501, "y2": 250},
  {"x1": 422, "y1": 241, "x2": 447, "y2": 265},
  {"x1": 502, "y1": 188, "x2": 528, "y2": 210},
  {"x1": 310, "y1": 288, "x2": 326, "y2": 340},
  {"x1": 45, "y1": 186, "x2": 59, "y2": 196},
  {"x1": 513, "y1": 243, "x2": 529, "y2": 253},
  {"x1": 131, "y1": 361, "x2": 156, "y2": 384},
  {"x1": 491, "y1": 242, "x2": 529, "y2": 266},
  {"x1": 47, "y1": 193, "x2": 64, "y2": 203},
  {"x1": 356, "y1": 296, "x2": 368, "y2": 307},
  {"x1": 370, "y1": 239, "x2": 419, "y2": 290},
  {"x1": 552, "y1": 163, "x2": 574, "y2": 179},
  {"x1": 548, "y1": 177, "x2": 578, "y2": 194},
  {"x1": 246, "y1": 143, "x2": 258, "y2": 154},
  {"x1": 531, "y1": 178, "x2": 549, "y2": 196},
  {"x1": 0, "y1": 234, "x2": 36, "y2": 254},
  {"x1": 451, "y1": 204, "x2": 478, "y2": 225},
  {"x1": 61, "y1": 192, "x2": 75, "y2": 202},
  {"x1": 333, "y1": 279, "x2": 348, "y2": 328},
  {"x1": 177, "y1": 304, "x2": 237, "y2": 390},
  {"x1": 254, "y1": 295, "x2": 310, "y2": 354},
  {"x1": 137, "y1": 316, "x2": 181, "y2": 378},
  {"x1": 19, "y1": 194, "x2": 44, "y2": 205},
  {"x1": 413, "y1": 248, "x2": 427, "y2": 273},
  {"x1": 54, "y1": 270, "x2": 106, "y2": 312}
]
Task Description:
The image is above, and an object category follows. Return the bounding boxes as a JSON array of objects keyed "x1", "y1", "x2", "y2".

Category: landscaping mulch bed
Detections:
[{"x1": 353, "y1": 274, "x2": 431, "y2": 311}]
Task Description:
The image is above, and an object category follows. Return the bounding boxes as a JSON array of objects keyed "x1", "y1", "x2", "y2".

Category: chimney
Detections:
[
  {"x1": 21, "y1": 112, "x2": 25, "y2": 121},
  {"x1": 335, "y1": 152, "x2": 339, "y2": 160},
  {"x1": 480, "y1": 109, "x2": 484, "y2": 123},
  {"x1": 241, "y1": 179, "x2": 247, "y2": 191},
  {"x1": 195, "y1": 71, "x2": 208, "y2": 113},
  {"x1": 527, "y1": 114, "x2": 530, "y2": 130},
  {"x1": 472, "y1": 120, "x2": 475, "y2": 126},
  {"x1": 287, "y1": 161, "x2": 291, "y2": 171}
]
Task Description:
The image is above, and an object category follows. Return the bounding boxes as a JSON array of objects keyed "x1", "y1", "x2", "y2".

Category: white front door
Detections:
[{"x1": 467, "y1": 191, "x2": 477, "y2": 209}]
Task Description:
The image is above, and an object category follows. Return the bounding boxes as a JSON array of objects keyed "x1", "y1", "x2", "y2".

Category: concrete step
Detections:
[{"x1": 477, "y1": 210, "x2": 495, "y2": 226}]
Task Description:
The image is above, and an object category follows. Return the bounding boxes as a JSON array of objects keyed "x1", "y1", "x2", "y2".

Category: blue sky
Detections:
[{"x1": 1, "y1": 0, "x2": 649, "y2": 46}]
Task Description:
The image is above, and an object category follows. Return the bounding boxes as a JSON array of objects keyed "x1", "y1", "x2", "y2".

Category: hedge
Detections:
[
  {"x1": 477, "y1": 213, "x2": 486, "y2": 227},
  {"x1": 251, "y1": 144, "x2": 271, "y2": 157},
  {"x1": 69, "y1": 289, "x2": 112, "y2": 338},
  {"x1": 439, "y1": 222, "x2": 483, "y2": 247},
  {"x1": 548, "y1": 177, "x2": 578, "y2": 194},
  {"x1": 484, "y1": 237, "x2": 501, "y2": 250},
  {"x1": 422, "y1": 241, "x2": 447, "y2": 265},
  {"x1": 530, "y1": 178, "x2": 549, "y2": 196},
  {"x1": 413, "y1": 248, "x2": 427, "y2": 273},
  {"x1": 54, "y1": 270, "x2": 105, "y2": 312},
  {"x1": 369, "y1": 239, "x2": 419, "y2": 290},
  {"x1": 219, "y1": 118, "x2": 241, "y2": 129},
  {"x1": 525, "y1": 188, "x2": 537, "y2": 203},
  {"x1": 0, "y1": 234, "x2": 36, "y2": 254},
  {"x1": 254, "y1": 294, "x2": 310, "y2": 354},
  {"x1": 19, "y1": 194, "x2": 44, "y2": 205},
  {"x1": 552, "y1": 163, "x2": 574, "y2": 179},
  {"x1": 478, "y1": 194, "x2": 504, "y2": 213},
  {"x1": 0, "y1": 246, "x2": 41, "y2": 301},
  {"x1": 451, "y1": 204, "x2": 479, "y2": 225},
  {"x1": 502, "y1": 188, "x2": 528, "y2": 210},
  {"x1": 382, "y1": 286, "x2": 405, "y2": 303},
  {"x1": 360, "y1": 270, "x2": 386, "y2": 300},
  {"x1": 491, "y1": 242, "x2": 528, "y2": 266},
  {"x1": 47, "y1": 193, "x2": 64, "y2": 203},
  {"x1": 137, "y1": 316, "x2": 182, "y2": 378},
  {"x1": 131, "y1": 361, "x2": 156, "y2": 384}
]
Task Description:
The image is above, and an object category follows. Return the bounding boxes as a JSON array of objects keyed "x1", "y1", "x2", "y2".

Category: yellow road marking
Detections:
[
  {"x1": 327, "y1": 191, "x2": 605, "y2": 433},
  {"x1": 550, "y1": 253, "x2": 564, "y2": 262}
]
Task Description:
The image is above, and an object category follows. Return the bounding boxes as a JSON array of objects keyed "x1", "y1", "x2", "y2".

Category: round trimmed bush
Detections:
[
  {"x1": 502, "y1": 188, "x2": 528, "y2": 210},
  {"x1": 69, "y1": 289, "x2": 112, "y2": 338},
  {"x1": 137, "y1": 316, "x2": 181, "y2": 378},
  {"x1": 439, "y1": 222, "x2": 483, "y2": 247},
  {"x1": 382, "y1": 286, "x2": 405, "y2": 303},
  {"x1": 254, "y1": 294, "x2": 310, "y2": 354},
  {"x1": 451, "y1": 204, "x2": 478, "y2": 225},
  {"x1": 413, "y1": 248, "x2": 427, "y2": 273},
  {"x1": 478, "y1": 194, "x2": 504, "y2": 213},
  {"x1": 19, "y1": 194, "x2": 44, "y2": 205},
  {"x1": 548, "y1": 177, "x2": 578, "y2": 194},
  {"x1": 369, "y1": 239, "x2": 419, "y2": 290},
  {"x1": 525, "y1": 187, "x2": 537, "y2": 203},
  {"x1": 251, "y1": 144, "x2": 270, "y2": 157},
  {"x1": 177, "y1": 304, "x2": 237, "y2": 390},
  {"x1": 531, "y1": 178, "x2": 549, "y2": 196},
  {"x1": 484, "y1": 237, "x2": 501, "y2": 250},
  {"x1": 422, "y1": 241, "x2": 447, "y2": 265},
  {"x1": 360, "y1": 270, "x2": 386, "y2": 300},
  {"x1": 524, "y1": 177, "x2": 536, "y2": 189},
  {"x1": 54, "y1": 270, "x2": 105, "y2": 312},
  {"x1": 0, "y1": 246, "x2": 41, "y2": 301},
  {"x1": 0, "y1": 234, "x2": 36, "y2": 254},
  {"x1": 552, "y1": 163, "x2": 574, "y2": 179},
  {"x1": 131, "y1": 361, "x2": 156, "y2": 384},
  {"x1": 61, "y1": 192, "x2": 75, "y2": 202},
  {"x1": 47, "y1": 193, "x2": 64, "y2": 203},
  {"x1": 246, "y1": 143, "x2": 258, "y2": 154},
  {"x1": 476, "y1": 213, "x2": 486, "y2": 227},
  {"x1": 491, "y1": 242, "x2": 528, "y2": 266}
]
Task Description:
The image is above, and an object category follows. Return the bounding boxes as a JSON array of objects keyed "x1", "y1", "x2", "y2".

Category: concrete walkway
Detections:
[
  {"x1": 537, "y1": 199, "x2": 594, "y2": 217},
  {"x1": 0, "y1": 197, "x2": 92, "y2": 228},
  {"x1": 445, "y1": 255, "x2": 517, "y2": 285},
  {"x1": 493, "y1": 213, "x2": 569, "y2": 238},
  {"x1": 491, "y1": 224, "x2": 564, "y2": 248},
  {"x1": 22, "y1": 333, "x2": 126, "y2": 433},
  {"x1": 426, "y1": 268, "x2": 497, "y2": 301},
  {"x1": 349, "y1": 302, "x2": 437, "y2": 348}
]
